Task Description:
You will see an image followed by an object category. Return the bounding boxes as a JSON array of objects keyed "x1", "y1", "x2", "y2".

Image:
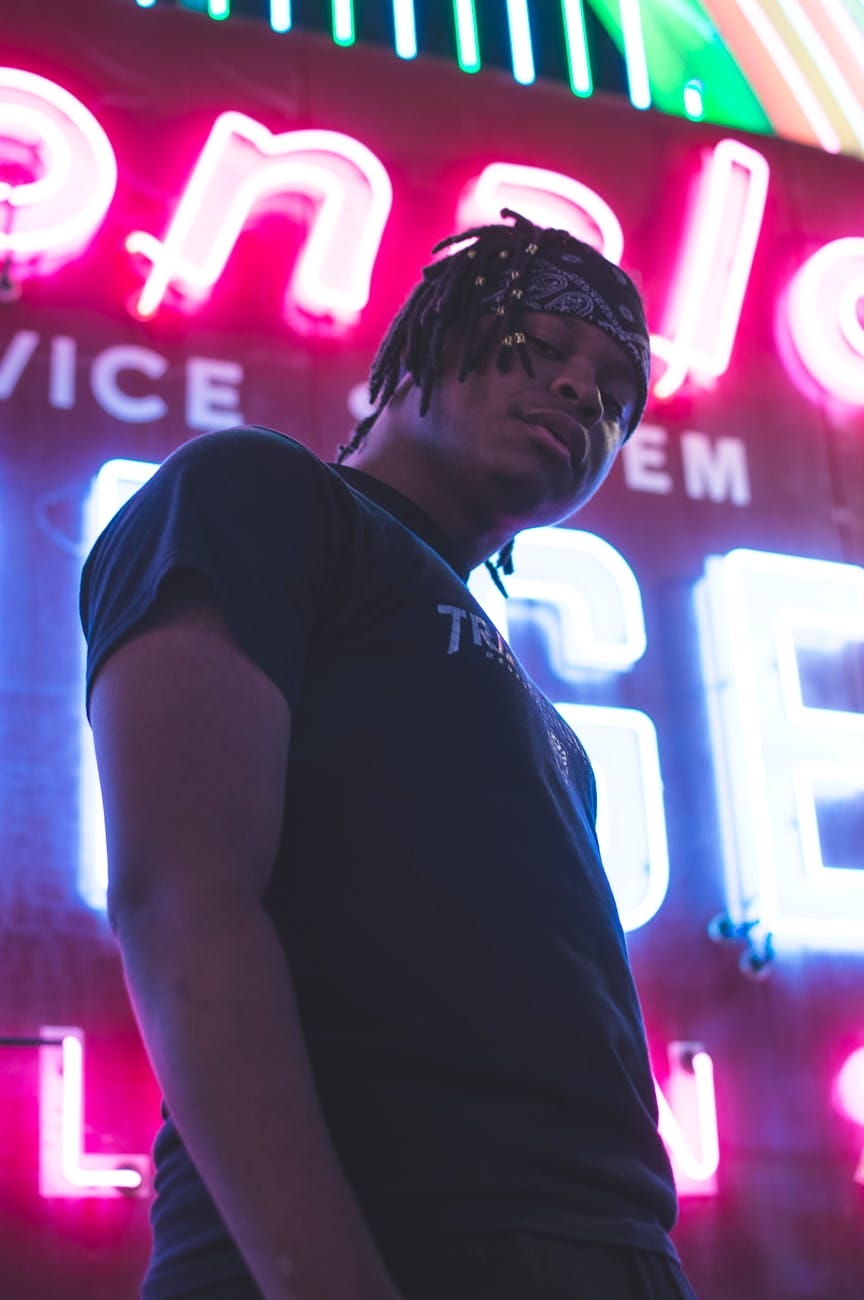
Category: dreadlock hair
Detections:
[{"x1": 337, "y1": 208, "x2": 585, "y2": 597}]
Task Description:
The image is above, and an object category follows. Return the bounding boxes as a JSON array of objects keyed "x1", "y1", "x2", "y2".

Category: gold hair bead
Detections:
[
  {"x1": 467, "y1": 249, "x2": 477, "y2": 259},
  {"x1": 474, "y1": 275, "x2": 486, "y2": 286},
  {"x1": 527, "y1": 242, "x2": 539, "y2": 254},
  {"x1": 511, "y1": 288, "x2": 523, "y2": 299},
  {"x1": 513, "y1": 331, "x2": 526, "y2": 344},
  {"x1": 496, "y1": 305, "x2": 506, "y2": 316},
  {"x1": 510, "y1": 269, "x2": 520, "y2": 280},
  {"x1": 499, "y1": 250, "x2": 509, "y2": 258},
  {"x1": 501, "y1": 333, "x2": 514, "y2": 346}
]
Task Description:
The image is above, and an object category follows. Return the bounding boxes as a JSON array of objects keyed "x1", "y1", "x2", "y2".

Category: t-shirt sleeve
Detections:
[{"x1": 79, "y1": 427, "x2": 345, "y2": 716}]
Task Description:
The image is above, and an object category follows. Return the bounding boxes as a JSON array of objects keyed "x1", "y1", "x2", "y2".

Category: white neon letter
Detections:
[
  {"x1": 786, "y1": 238, "x2": 864, "y2": 405},
  {"x1": 469, "y1": 527, "x2": 669, "y2": 932},
  {"x1": 556, "y1": 704, "x2": 670, "y2": 931},
  {"x1": 698, "y1": 548, "x2": 864, "y2": 948},
  {"x1": 90, "y1": 345, "x2": 168, "y2": 423},
  {"x1": 680, "y1": 432, "x2": 751, "y2": 506},
  {"x1": 186, "y1": 357, "x2": 244, "y2": 430},
  {"x1": 652, "y1": 140, "x2": 769, "y2": 399},
  {"x1": 504, "y1": 527, "x2": 646, "y2": 674},
  {"x1": 0, "y1": 68, "x2": 117, "y2": 273},
  {"x1": 80, "y1": 459, "x2": 159, "y2": 911},
  {"x1": 457, "y1": 163, "x2": 624, "y2": 263},
  {"x1": 39, "y1": 1027, "x2": 149, "y2": 1197},
  {"x1": 0, "y1": 329, "x2": 40, "y2": 398},
  {"x1": 127, "y1": 116, "x2": 392, "y2": 326},
  {"x1": 621, "y1": 424, "x2": 673, "y2": 495}
]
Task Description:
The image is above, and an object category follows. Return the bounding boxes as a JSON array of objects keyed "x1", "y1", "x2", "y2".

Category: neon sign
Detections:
[
  {"x1": 835, "y1": 1046, "x2": 864, "y2": 1184},
  {"x1": 2, "y1": 68, "x2": 864, "y2": 408},
  {"x1": 655, "y1": 1043, "x2": 719, "y2": 1195},
  {"x1": 39, "y1": 1027, "x2": 148, "y2": 1197},
  {"x1": 786, "y1": 238, "x2": 864, "y2": 405},
  {"x1": 651, "y1": 139, "x2": 770, "y2": 399},
  {"x1": 0, "y1": 330, "x2": 245, "y2": 427},
  {"x1": 0, "y1": 67, "x2": 117, "y2": 272},
  {"x1": 30, "y1": 1025, "x2": 716, "y2": 1199},
  {"x1": 698, "y1": 549, "x2": 864, "y2": 949},
  {"x1": 127, "y1": 115, "x2": 393, "y2": 327},
  {"x1": 457, "y1": 163, "x2": 625, "y2": 264}
]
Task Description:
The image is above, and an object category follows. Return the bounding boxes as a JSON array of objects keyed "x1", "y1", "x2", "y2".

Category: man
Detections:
[{"x1": 81, "y1": 211, "x2": 698, "y2": 1300}]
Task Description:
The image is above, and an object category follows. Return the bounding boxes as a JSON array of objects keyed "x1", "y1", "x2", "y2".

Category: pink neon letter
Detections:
[
  {"x1": 786, "y1": 238, "x2": 864, "y2": 405},
  {"x1": 39, "y1": 1027, "x2": 149, "y2": 1198},
  {"x1": 654, "y1": 1042, "x2": 719, "y2": 1196},
  {"x1": 0, "y1": 68, "x2": 117, "y2": 271},
  {"x1": 652, "y1": 139, "x2": 769, "y2": 399},
  {"x1": 457, "y1": 162, "x2": 624, "y2": 262},
  {"x1": 127, "y1": 114, "x2": 392, "y2": 325}
]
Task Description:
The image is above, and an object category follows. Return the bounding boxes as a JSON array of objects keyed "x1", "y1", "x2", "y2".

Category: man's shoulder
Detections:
[
  {"x1": 162, "y1": 425, "x2": 333, "y2": 482},
  {"x1": 143, "y1": 425, "x2": 359, "y2": 526}
]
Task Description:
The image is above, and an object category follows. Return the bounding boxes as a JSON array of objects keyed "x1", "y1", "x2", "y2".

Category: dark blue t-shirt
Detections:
[{"x1": 80, "y1": 427, "x2": 678, "y2": 1298}]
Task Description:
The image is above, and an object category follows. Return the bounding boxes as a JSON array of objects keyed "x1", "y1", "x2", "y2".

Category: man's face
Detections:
[{"x1": 398, "y1": 311, "x2": 641, "y2": 530}]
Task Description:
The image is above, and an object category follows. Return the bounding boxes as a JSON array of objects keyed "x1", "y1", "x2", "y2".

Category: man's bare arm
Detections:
[{"x1": 90, "y1": 581, "x2": 402, "y2": 1300}]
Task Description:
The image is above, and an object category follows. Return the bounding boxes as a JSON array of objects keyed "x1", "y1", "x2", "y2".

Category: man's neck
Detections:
[{"x1": 343, "y1": 439, "x2": 516, "y2": 572}]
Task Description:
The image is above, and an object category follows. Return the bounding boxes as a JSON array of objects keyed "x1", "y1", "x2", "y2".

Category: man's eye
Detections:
[
  {"x1": 527, "y1": 335, "x2": 562, "y2": 359},
  {"x1": 603, "y1": 393, "x2": 625, "y2": 420}
]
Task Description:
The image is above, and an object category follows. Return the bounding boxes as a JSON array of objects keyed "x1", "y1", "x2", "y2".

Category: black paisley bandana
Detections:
[{"x1": 478, "y1": 243, "x2": 650, "y2": 436}]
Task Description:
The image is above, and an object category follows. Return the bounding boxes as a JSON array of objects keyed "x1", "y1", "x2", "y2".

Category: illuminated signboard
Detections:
[
  {"x1": 129, "y1": 0, "x2": 864, "y2": 157},
  {"x1": 1, "y1": 1, "x2": 863, "y2": 1296},
  {"x1": 0, "y1": 65, "x2": 859, "y2": 416}
]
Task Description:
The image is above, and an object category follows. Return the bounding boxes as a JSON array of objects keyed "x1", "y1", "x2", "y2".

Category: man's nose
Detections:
[{"x1": 550, "y1": 369, "x2": 603, "y2": 424}]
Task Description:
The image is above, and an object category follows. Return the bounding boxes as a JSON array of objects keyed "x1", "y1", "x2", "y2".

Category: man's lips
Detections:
[{"x1": 521, "y1": 409, "x2": 590, "y2": 468}]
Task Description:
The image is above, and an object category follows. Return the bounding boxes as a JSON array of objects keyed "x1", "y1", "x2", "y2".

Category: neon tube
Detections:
[
  {"x1": 653, "y1": 139, "x2": 769, "y2": 398},
  {"x1": 772, "y1": 0, "x2": 864, "y2": 150},
  {"x1": 0, "y1": 68, "x2": 118, "y2": 267},
  {"x1": 560, "y1": 0, "x2": 593, "y2": 96},
  {"x1": 393, "y1": 0, "x2": 418, "y2": 59},
  {"x1": 127, "y1": 116, "x2": 392, "y2": 325},
  {"x1": 699, "y1": 549, "x2": 864, "y2": 946},
  {"x1": 332, "y1": 0, "x2": 355, "y2": 46},
  {"x1": 683, "y1": 79, "x2": 704, "y2": 118},
  {"x1": 655, "y1": 1045, "x2": 719, "y2": 1190},
  {"x1": 270, "y1": 0, "x2": 292, "y2": 32},
  {"x1": 457, "y1": 162, "x2": 624, "y2": 263},
  {"x1": 836, "y1": 1047, "x2": 864, "y2": 1125},
  {"x1": 208, "y1": 0, "x2": 230, "y2": 18},
  {"x1": 732, "y1": 0, "x2": 841, "y2": 151},
  {"x1": 506, "y1": 0, "x2": 536, "y2": 84},
  {"x1": 620, "y1": 0, "x2": 652, "y2": 109},
  {"x1": 453, "y1": 0, "x2": 481, "y2": 72},
  {"x1": 39, "y1": 1028, "x2": 148, "y2": 1195},
  {"x1": 59, "y1": 1037, "x2": 143, "y2": 1190},
  {"x1": 786, "y1": 237, "x2": 864, "y2": 404}
]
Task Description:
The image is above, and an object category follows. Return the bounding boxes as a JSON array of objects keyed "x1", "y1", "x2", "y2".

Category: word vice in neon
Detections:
[{"x1": 2, "y1": 67, "x2": 864, "y2": 410}]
